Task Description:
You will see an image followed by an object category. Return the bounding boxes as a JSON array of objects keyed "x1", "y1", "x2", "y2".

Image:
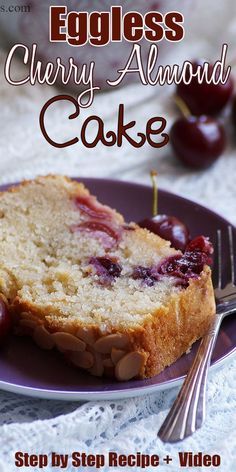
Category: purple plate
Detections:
[{"x1": 0, "y1": 178, "x2": 235, "y2": 400}]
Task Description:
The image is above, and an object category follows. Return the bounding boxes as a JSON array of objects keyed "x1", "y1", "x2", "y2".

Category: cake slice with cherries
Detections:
[{"x1": 0, "y1": 176, "x2": 215, "y2": 380}]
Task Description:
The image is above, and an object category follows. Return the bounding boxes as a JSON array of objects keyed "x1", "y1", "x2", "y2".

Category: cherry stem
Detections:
[
  {"x1": 150, "y1": 170, "x2": 158, "y2": 217},
  {"x1": 174, "y1": 94, "x2": 191, "y2": 118}
]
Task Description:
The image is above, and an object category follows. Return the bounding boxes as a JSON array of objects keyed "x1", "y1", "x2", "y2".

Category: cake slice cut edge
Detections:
[{"x1": 0, "y1": 175, "x2": 216, "y2": 381}]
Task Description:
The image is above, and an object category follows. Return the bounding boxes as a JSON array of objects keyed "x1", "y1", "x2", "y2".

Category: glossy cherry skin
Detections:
[
  {"x1": 177, "y1": 61, "x2": 234, "y2": 116},
  {"x1": 170, "y1": 116, "x2": 226, "y2": 169},
  {"x1": 0, "y1": 298, "x2": 11, "y2": 345},
  {"x1": 139, "y1": 214, "x2": 190, "y2": 251}
]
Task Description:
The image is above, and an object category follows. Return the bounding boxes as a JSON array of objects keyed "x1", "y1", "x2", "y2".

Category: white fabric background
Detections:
[{"x1": 0, "y1": 0, "x2": 236, "y2": 470}]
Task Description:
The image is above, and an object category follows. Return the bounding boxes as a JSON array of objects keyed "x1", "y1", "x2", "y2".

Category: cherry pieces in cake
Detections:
[
  {"x1": 72, "y1": 221, "x2": 122, "y2": 249},
  {"x1": 158, "y1": 250, "x2": 210, "y2": 286},
  {"x1": 76, "y1": 221, "x2": 119, "y2": 241},
  {"x1": 72, "y1": 194, "x2": 124, "y2": 249},
  {"x1": 0, "y1": 298, "x2": 11, "y2": 346},
  {"x1": 170, "y1": 115, "x2": 226, "y2": 169},
  {"x1": 132, "y1": 266, "x2": 160, "y2": 287},
  {"x1": 132, "y1": 235, "x2": 213, "y2": 288},
  {"x1": 177, "y1": 61, "x2": 234, "y2": 116},
  {"x1": 186, "y1": 235, "x2": 213, "y2": 256},
  {"x1": 139, "y1": 214, "x2": 190, "y2": 251},
  {"x1": 90, "y1": 257, "x2": 122, "y2": 285},
  {"x1": 74, "y1": 195, "x2": 113, "y2": 220}
]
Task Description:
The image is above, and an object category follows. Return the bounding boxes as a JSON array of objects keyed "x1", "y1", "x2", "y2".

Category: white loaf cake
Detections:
[{"x1": 0, "y1": 176, "x2": 215, "y2": 380}]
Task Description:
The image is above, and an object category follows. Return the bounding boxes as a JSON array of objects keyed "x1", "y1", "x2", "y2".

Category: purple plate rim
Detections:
[
  {"x1": 0, "y1": 344, "x2": 235, "y2": 401},
  {"x1": 0, "y1": 177, "x2": 235, "y2": 401},
  {"x1": 81, "y1": 177, "x2": 235, "y2": 228}
]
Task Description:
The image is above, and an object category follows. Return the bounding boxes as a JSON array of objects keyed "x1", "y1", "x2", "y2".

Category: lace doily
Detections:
[
  {"x1": 0, "y1": 0, "x2": 236, "y2": 470},
  {"x1": 0, "y1": 361, "x2": 236, "y2": 471}
]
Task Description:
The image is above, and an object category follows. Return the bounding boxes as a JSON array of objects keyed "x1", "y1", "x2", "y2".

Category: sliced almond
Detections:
[
  {"x1": 115, "y1": 352, "x2": 144, "y2": 381},
  {"x1": 19, "y1": 319, "x2": 38, "y2": 330},
  {"x1": 94, "y1": 334, "x2": 129, "y2": 354},
  {"x1": 33, "y1": 326, "x2": 55, "y2": 350},
  {"x1": 89, "y1": 352, "x2": 104, "y2": 377},
  {"x1": 111, "y1": 348, "x2": 126, "y2": 365},
  {"x1": 52, "y1": 332, "x2": 86, "y2": 352},
  {"x1": 76, "y1": 327, "x2": 96, "y2": 345},
  {"x1": 69, "y1": 351, "x2": 94, "y2": 369}
]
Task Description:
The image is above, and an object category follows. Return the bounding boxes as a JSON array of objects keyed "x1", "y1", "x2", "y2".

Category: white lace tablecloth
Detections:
[{"x1": 0, "y1": 0, "x2": 236, "y2": 470}]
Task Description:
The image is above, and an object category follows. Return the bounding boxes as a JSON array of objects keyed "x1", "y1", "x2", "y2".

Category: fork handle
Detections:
[{"x1": 158, "y1": 312, "x2": 225, "y2": 443}]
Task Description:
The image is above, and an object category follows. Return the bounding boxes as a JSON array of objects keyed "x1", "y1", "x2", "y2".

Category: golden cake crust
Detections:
[{"x1": 12, "y1": 266, "x2": 215, "y2": 379}]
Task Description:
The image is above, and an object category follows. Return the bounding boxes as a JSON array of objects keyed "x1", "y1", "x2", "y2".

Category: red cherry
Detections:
[
  {"x1": 0, "y1": 298, "x2": 11, "y2": 345},
  {"x1": 170, "y1": 115, "x2": 226, "y2": 169},
  {"x1": 177, "y1": 61, "x2": 234, "y2": 116},
  {"x1": 139, "y1": 214, "x2": 190, "y2": 251}
]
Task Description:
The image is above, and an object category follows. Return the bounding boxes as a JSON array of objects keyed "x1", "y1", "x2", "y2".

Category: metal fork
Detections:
[{"x1": 158, "y1": 225, "x2": 236, "y2": 443}]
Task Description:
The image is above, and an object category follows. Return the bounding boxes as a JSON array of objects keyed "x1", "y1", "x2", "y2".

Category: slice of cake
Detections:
[{"x1": 0, "y1": 176, "x2": 215, "y2": 380}]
